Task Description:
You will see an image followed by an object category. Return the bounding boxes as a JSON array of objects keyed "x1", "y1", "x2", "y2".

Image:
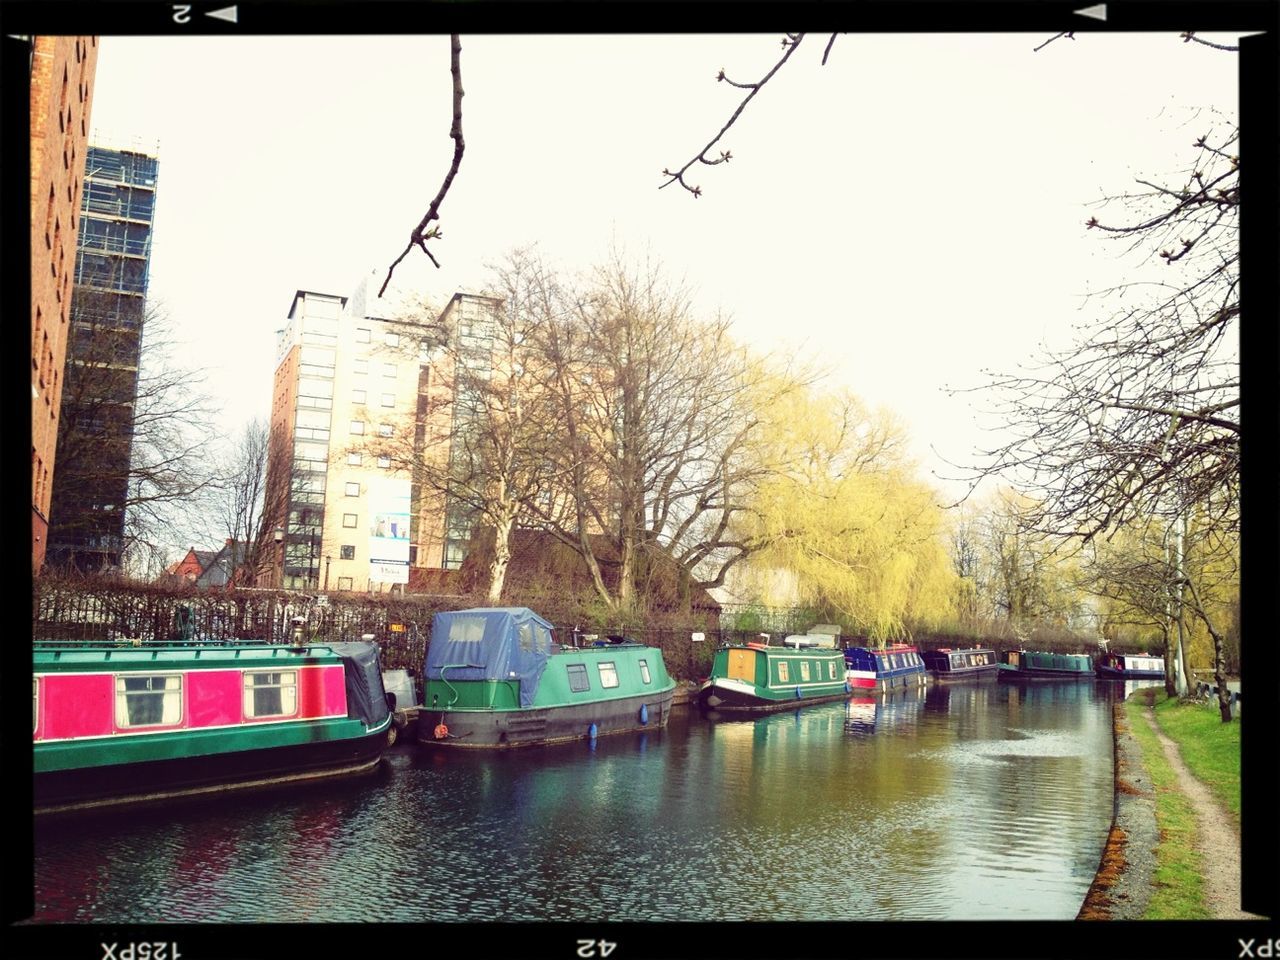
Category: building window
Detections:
[
  {"x1": 597, "y1": 662, "x2": 619, "y2": 689},
  {"x1": 345, "y1": 482, "x2": 360, "y2": 497},
  {"x1": 356, "y1": 327, "x2": 371, "y2": 343},
  {"x1": 777, "y1": 661, "x2": 789, "y2": 683},
  {"x1": 382, "y1": 362, "x2": 397, "y2": 379},
  {"x1": 352, "y1": 389, "x2": 366, "y2": 405},
  {"x1": 638, "y1": 659, "x2": 652, "y2": 684},
  {"x1": 566, "y1": 663, "x2": 590, "y2": 693},
  {"x1": 380, "y1": 392, "x2": 395, "y2": 408},
  {"x1": 115, "y1": 674, "x2": 183, "y2": 728},
  {"x1": 243, "y1": 670, "x2": 297, "y2": 719},
  {"x1": 337, "y1": 576, "x2": 353, "y2": 591},
  {"x1": 347, "y1": 452, "x2": 362, "y2": 466},
  {"x1": 342, "y1": 513, "x2": 358, "y2": 528},
  {"x1": 353, "y1": 358, "x2": 368, "y2": 375},
  {"x1": 349, "y1": 421, "x2": 365, "y2": 435},
  {"x1": 385, "y1": 332, "x2": 400, "y2": 347},
  {"x1": 378, "y1": 455, "x2": 391, "y2": 469},
  {"x1": 340, "y1": 545, "x2": 355, "y2": 560},
  {"x1": 378, "y1": 424, "x2": 393, "y2": 437}
]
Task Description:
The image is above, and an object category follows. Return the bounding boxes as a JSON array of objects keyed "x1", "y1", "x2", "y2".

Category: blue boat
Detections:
[{"x1": 844, "y1": 644, "x2": 928, "y2": 692}]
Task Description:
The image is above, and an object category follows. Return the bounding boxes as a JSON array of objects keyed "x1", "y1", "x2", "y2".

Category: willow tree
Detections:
[{"x1": 739, "y1": 386, "x2": 957, "y2": 641}]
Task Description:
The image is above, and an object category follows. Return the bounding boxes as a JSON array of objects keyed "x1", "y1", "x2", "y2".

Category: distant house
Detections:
[{"x1": 158, "y1": 540, "x2": 252, "y2": 589}]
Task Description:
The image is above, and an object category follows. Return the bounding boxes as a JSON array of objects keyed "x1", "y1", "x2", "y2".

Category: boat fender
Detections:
[
  {"x1": 795, "y1": 686, "x2": 803, "y2": 700},
  {"x1": 588, "y1": 723, "x2": 598, "y2": 740},
  {"x1": 844, "y1": 682, "x2": 852, "y2": 694},
  {"x1": 433, "y1": 722, "x2": 449, "y2": 740},
  {"x1": 639, "y1": 703, "x2": 649, "y2": 725}
]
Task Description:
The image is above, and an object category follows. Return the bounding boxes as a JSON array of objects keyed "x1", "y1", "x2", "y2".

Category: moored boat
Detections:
[
  {"x1": 920, "y1": 646, "x2": 998, "y2": 682},
  {"x1": 844, "y1": 644, "x2": 928, "y2": 692},
  {"x1": 417, "y1": 607, "x2": 675, "y2": 747},
  {"x1": 1096, "y1": 652, "x2": 1164, "y2": 679},
  {"x1": 34, "y1": 638, "x2": 394, "y2": 816},
  {"x1": 997, "y1": 649, "x2": 1094, "y2": 681},
  {"x1": 699, "y1": 633, "x2": 850, "y2": 714}
]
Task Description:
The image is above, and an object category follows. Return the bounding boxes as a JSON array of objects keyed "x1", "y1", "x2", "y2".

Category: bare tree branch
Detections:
[{"x1": 380, "y1": 34, "x2": 465, "y2": 297}]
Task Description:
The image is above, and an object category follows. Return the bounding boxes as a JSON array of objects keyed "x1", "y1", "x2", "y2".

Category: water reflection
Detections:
[{"x1": 32, "y1": 684, "x2": 1117, "y2": 923}]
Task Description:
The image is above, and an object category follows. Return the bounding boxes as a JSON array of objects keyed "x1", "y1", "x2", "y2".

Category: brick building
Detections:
[{"x1": 30, "y1": 36, "x2": 99, "y2": 571}]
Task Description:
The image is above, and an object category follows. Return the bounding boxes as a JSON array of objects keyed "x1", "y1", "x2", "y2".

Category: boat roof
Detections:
[{"x1": 32, "y1": 641, "x2": 367, "y2": 668}]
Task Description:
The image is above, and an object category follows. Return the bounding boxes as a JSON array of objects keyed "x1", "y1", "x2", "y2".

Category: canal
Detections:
[{"x1": 30, "y1": 680, "x2": 1125, "y2": 923}]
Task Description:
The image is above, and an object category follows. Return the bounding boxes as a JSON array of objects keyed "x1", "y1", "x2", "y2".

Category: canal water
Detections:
[{"x1": 30, "y1": 680, "x2": 1127, "y2": 923}]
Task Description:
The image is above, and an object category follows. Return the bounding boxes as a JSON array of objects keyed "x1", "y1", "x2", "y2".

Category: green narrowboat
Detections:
[
  {"x1": 417, "y1": 607, "x2": 676, "y2": 748},
  {"x1": 997, "y1": 649, "x2": 1095, "y2": 681},
  {"x1": 698, "y1": 634, "x2": 850, "y2": 714}
]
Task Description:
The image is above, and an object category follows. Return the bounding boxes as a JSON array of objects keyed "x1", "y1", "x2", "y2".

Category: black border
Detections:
[{"x1": 5, "y1": 3, "x2": 1278, "y2": 958}]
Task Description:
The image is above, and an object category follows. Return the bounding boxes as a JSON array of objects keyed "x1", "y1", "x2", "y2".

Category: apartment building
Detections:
[
  {"x1": 266, "y1": 278, "x2": 502, "y2": 592},
  {"x1": 30, "y1": 36, "x2": 99, "y2": 571},
  {"x1": 45, "y1": 143, "x2": 160, "y2": 571}
]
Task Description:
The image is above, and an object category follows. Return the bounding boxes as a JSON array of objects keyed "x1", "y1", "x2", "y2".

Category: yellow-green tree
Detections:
[{"x1": 738, "y1": 387, "x2": 957, "y2": 641}]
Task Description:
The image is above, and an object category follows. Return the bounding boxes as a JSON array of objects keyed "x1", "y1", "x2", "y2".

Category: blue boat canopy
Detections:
[{"x1": 425, "y1": 608, "x2": 556, "y2": 707}]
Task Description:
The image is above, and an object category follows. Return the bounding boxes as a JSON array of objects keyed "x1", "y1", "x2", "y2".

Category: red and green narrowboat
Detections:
[
  {"x1": 417, "y1": 608, "x2": 676, "y2": 748},
  {"x1": 33, "y1": 640, "x2": 394, "y2": 816},
  {"x1": 699, "y1": 635, "x2": 850, "y2": 714}
]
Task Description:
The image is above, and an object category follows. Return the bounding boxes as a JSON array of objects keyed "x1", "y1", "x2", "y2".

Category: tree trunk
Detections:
[{"x1": 485, "y1": 511, "x2": 514, "y2": 604}]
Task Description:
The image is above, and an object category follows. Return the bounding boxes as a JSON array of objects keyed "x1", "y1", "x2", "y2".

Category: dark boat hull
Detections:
[
  {"x1": 418, "y1": 687, "x2": 675, "y2": 748},
  {"x1": 997, "y1": 666, "x2": 1094, "y2": 682},
  {"x1": 928, "y1": 664, "x2": 1000, "y2": 682},
  {"x1": 1096, "y1": 665, "x2": 1164, "y2": 679},
  {"x1": 35, "y1": 719, "x2": 392, "y2": 816},
  {"x1": 698, "y1": 679, "x2": 850, "y2": 715}
]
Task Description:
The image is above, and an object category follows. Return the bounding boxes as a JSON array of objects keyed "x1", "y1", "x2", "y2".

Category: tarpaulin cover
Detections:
[
  {"x1": 425, "y1": 608, "x2": 555, "y2": 708},
  {"x1": 330, "y1": 642, "x2": 391, "y2": 727}
]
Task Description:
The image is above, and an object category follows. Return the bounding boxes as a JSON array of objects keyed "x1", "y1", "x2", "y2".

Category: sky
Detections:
[{"x1": 86, "y1": 32, "x2": 1240, "y2": 519}]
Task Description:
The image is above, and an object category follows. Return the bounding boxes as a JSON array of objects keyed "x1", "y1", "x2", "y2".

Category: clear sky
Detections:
[{"x1": 87, "y1": 32, "x2": 1239, "y2": 516}]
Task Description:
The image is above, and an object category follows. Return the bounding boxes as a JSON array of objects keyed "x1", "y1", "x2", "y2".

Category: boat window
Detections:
[
  {"x1": 243, "y1": 670, "x2": 298, "y2": 719},
  {"x1": 638, "y1": 659, "x2": 652, "y2": 684},
  {"x1": 800, "y1": 662, "x2": 811, "y2": 682},
  {"x1": 517, "y1": 622, "x2": 535, "y2": 652},
  {"x1": 828, "y1": 661, "x2": 837, "y2": 679},
  {"x1": 115, "y1": 674, "x2": 183, "y2": 728},
  {"x1": 566, "y1": 663, "x2": 590, "y2": 693},
  {"x1": 446, "y1": 615, "x2": 488, "y2": 644},
  {"x1": 777, "y1": 661, "x2": 789, "y2": 683},
  {"x1": 533, "y1": 625, "x2": 552, "y2": 654},
  {"x1": 598, "y1": 662, "x2": 620, "y2": 689}
]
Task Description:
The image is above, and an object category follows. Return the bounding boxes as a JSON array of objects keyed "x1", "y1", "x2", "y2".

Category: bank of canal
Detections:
[{"x1": 30, "y1": 681, "x2": 1116, "y2": 923}]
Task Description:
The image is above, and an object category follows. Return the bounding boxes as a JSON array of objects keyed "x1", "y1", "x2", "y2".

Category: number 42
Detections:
[{"x1": 576, "y1": 940, "x2": 617, "y2": 958}]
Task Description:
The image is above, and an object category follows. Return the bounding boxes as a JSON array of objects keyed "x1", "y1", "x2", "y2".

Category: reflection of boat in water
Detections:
[
  {"x1": 699, "y1": 633, "x2": 849, "y2": 715},
  {"x1": 34, "y1": 639, "x2": 394, "y2": 816},
  {"x1": 997, "y1": 649, "x2": 1094, "y2": 681},
  {"x1": 1096, "y1": 652, "x2": 1164, "y2": 680},
  {"x1": 921, "y1": 647, "x2": 998, "y2": 682},
  {"x1": 844, "y1": 686, "x2": 925, "y2": 735},
  {"x1": 844, "y1": 644, "x2": 928, "y2": 691},
  {"x1": 418, "y1": 608, "x2": 675, "y2": 748}
]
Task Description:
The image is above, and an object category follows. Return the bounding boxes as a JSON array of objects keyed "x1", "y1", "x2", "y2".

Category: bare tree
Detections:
[
  {"x1": 49, "y1": 291, "x2": 221, "y2": 572},
  {"x1": 201, "y1": 418, "x2": 278, "y2": 587}
]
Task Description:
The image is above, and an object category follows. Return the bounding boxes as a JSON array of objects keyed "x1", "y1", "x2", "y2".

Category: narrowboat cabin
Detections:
[
  {"x1": 844, "y1": 644, "x2": 928, "y2": 692},
  {"x1": 417, "y1": 607, "x2": 675, "y2": 748},
  {"x1": 997, "y1": 649, "x2": 1095, "y2": 681},
  {"x1": 1096, "y1": 652, "x2": 1165, "y2": 680},
  {"x1": 33, "y1": 640, "x2": 394, "y2": 816},
  {"x1": 699, "y1": 634, "x2": 850, "y2": 714},
  {"x1": 921, "y1": 647, "x2": 998, "y2": 682}
]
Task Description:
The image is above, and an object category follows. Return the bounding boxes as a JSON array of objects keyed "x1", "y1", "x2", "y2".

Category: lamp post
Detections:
[
  {"x1": 324, "y1": 554, "x2": 332, "y2": 591},
  {"x1": 273, "y1": 526, "x2": 284, "y2": 589}
]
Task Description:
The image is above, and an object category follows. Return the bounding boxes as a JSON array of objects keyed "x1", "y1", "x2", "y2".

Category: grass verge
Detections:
[
  {"x1": 1149, "y1": 690, "x2": 1241, "y2": 829},
  {"x1": 1123, "y1": 692, "x2": 1212, "y2": 919}
]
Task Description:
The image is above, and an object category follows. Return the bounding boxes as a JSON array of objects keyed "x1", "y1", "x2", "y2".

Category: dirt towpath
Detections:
[{"x1": 1142, "y1": 706, "x2": 1263, "y2": 920}]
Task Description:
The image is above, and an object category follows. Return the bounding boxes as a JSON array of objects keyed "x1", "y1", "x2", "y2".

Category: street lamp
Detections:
[
  {"x1": 273, "y1": 526, "x2": 284, "y2": 589},
  {"x1": 324, "y1": 554, "x2": 332, "y2": 591}
]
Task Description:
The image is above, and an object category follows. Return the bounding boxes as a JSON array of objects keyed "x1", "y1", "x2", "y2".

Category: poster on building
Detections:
[{"x1": 368, "y1": 477, "x2": 411, "y2": 584}]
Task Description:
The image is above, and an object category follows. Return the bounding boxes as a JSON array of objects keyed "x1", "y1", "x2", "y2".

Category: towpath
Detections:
[{"x1": 1141, "y1": 705, "x2": 1262, "y2": 920}]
